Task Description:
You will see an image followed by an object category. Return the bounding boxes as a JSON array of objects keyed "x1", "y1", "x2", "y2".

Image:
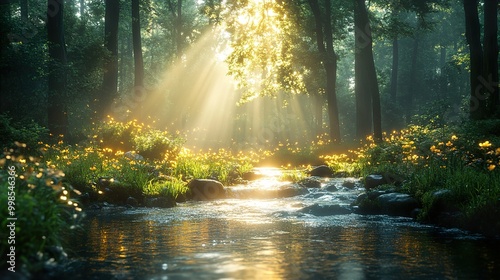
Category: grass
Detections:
[
  {"x1": 0, "y1": 146, "x2": 82, "y2": 274},
  {"x1": 319, "y1": 120, "x2": 500, "y2": 235}
]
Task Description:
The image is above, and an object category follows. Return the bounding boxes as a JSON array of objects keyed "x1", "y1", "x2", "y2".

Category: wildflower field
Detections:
[{"x1": 2, "y1": 115, "x2": 500, "y2": 274}]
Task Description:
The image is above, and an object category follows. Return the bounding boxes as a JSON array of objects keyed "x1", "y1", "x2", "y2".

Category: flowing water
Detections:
[{"x1": 62, "y1": 168, "x2": 500, "y2": 279}]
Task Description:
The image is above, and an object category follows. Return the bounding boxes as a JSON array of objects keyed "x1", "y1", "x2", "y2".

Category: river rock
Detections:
[
  {"x1": 144, "y1": 197, "x2": 176, "y2": 208},
  {"x1": 299, "y1": 204, "x2": 352, "y2": 216},
  {"x1": 321, "y1": 181, "x2": 339, "y2": 192},
  {"x1": 126, "y1": 196, "x2": 139, "y2": 207},
  {"x1": 276, "y1": 183, "x2": 309, "y2": 198},
  {"x1": 298, "y1": 177, "x2": 322, "y2": 188},
  {"x1": 124, "y1": 151, "x2": 145, "y2": 161},
  {"x1": 364, "y1": 174, "x2": 386, "y2": 190},
  {"x1": 424, "y1": 189, "x2": 463, "y2": 227},
  {"x1": 188, "y1": 179, "x2": 225, "y2": 200},
  {"x1": 308, "y1": 165, "x2": 334, "y2": 177},
  {"x1": 342, "y1": 179, "x2": 357, "y2": 189},
  {"x1": 376, "y1": 193, "x2": 419, "y2": 217},
  {"x1": 241, "y1": 171, "x2": 264, "y2": 181}
]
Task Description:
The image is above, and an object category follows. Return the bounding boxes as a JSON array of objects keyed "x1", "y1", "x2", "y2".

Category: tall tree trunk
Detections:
[
  {"x1": 407, "y1": 37, "x2": 419, "y2": 118},
  {"x1": 463, "y1": 0, "x2": 486, "y2": 120},
  {"x1": 323, "y1": 0, "x2": 340, "y2": 142},
  {"x1": 313, "y1": 93, "x2": 323, "y2": 135},
  {"x1": 307, "y1": 0, "x2": 341, "y2": 142},
  {"x1": 79, "y1": 0, "x2": 84, "y2": 19},
  {"x1": 354, "y1": 0, "x2": 381, "y2": 142},
  {"x1": 439, "y1": 45, "x2": 447, "y2": 98},
  {"x1": 176, "y1": 0, "x2": 183, "y2": 58},
  {"x1": 47, "y1": 0, "x2": 68, "y2": 136},
  {"x1": 0, "y1": 2, "x2": 11, "y2": 114},
  {"x1": 390, "y1": 37, "x2": 398, "y2": 101},
  {"x1": 132, "y1": 0, "x2": 144, "y2": 87},
  {"x1": 20, "y1": 0, "x2": 28, "y2": 21},
  {"x1": 100, "y1": 0, "x2": 119, "y2": 118},
  {"x1": 483, "y1": 0, "x2": 498, "y2": 116}
]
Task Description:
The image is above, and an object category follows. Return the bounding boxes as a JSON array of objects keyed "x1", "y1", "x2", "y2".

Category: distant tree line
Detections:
[{"x1": 0, "y1": 0, "x2": 497, "y2": 143}]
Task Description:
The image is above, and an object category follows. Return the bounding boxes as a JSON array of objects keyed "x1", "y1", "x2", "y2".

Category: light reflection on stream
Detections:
[{"x1": 62, "y1": 168, "x2": 500, "y2": 279}]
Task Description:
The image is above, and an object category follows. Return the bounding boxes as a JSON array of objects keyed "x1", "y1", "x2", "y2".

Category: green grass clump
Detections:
[
  {"x1": 143, "y1": 177, "x2": 188, "y2": 199},
  {"x1": 0, "y1": 148, "x2": 82, "y2": 274},
  {"x1": 320, "y1": 120, "x2": 500, "y2": 235},
  {"x1": 171, "y1": 148, "x2": 257, "y2": 185}
]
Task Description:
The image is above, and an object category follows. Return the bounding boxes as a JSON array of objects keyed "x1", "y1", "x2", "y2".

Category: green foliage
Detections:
[
  {"x1": 92, "y1": 118, "x2": 184, "y2": 160},
  {"x1": 172, "y1": 148, "x2": 257, "y2": 185},
  {"x1": 321, "y1": 121, "x2": 500, "y2": 234},
  {"x1": 0, "y1": 149, "x2": 82, "y2": 273},
  {"x1": 0, "y1": 114, "x2": 49, "y2": 154},
  {"x1": 143, "y1": 177, "x2": 188, "y2": 199},
  {"x1": 134, "y1": 129, "x2": 182, "y2": 161},
  {"x1": 279, "y1": 169, "x2": 308, "y2": 182}
]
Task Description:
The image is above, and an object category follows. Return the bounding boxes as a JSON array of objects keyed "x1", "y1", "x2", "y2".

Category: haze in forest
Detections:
[{"x1": 0, "y1": 0, "x2": 498, "y2": 148}]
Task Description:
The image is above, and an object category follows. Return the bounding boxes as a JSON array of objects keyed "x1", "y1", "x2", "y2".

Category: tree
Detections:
[
  {"x1": 483, "y1": 0, "x2": 498, "y2": 116},
  {"x1": 463, "y1": 0, "x2": 485, "y2": 119},
  {"x1": 132, "y1": 0, "x2": 144, "y2": 87},
  {"x1": 100, "y1": 0, "x2": 120, "y2": 118},
  {"x1": 354, "y1": 0, "x2": 382, "y2": 141},
  {"x1": 463, "y1": 0, "x2": 498, "y2": 120},
  {"x1": 47, "y1": 0, "x2": 68, "y2": 136},
  {"x1": 307, "y1": 0, "x2": 341, "y2": 142}
]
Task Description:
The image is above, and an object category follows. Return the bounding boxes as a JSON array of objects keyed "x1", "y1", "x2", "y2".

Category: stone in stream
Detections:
[
  {"x1": 144, "y1": 197, "x2": 176, "y2": 208},
  {"x1": 308, "y1": 165, "x2": 334, "y2": 177},
  {"x1": 188, "y1": 179, "x2": 225, "y2": 201},
  {"x1": 364, "y1": 174, "x2": 386, "y2": 190},
  {"x1": 241, "y1": 171, "x2": 264, "y2": 181},
  {"x1": 126, "y1": 196, "x2": 139, "y2": 207},
  {"x1": 299, "y1": 204, "x2": 352, "y2": 216},
  {"x1": 376, "y1": 193, "x2": 419, "y2": 217},
  {"x1": 298, "y1": 177, "x2": 322, "y2": 188},
  {"x1": 321, "y1": 181, "x2": 339, "y2": 192}
]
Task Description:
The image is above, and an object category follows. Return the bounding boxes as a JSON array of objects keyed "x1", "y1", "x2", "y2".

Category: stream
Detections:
[{"x1": 60, "y1": 168, "x2": 500, "y2": 279}]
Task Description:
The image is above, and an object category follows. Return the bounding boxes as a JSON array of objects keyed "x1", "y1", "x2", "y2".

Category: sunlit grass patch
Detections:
[
  {"x1": 171, "y1": 147, "x2": 257, "y2": 184},
  {"x1": 143, "y1": 177, "x2": 188, "y2": 199},
  {"x1": 279, "y1": 165, "x2": 308, "y2": 182}
]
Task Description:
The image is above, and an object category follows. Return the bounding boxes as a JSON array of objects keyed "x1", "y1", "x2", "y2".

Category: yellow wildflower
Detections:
[{"x1": 479, "y1": 141, "x2": 492, "y2": 148}]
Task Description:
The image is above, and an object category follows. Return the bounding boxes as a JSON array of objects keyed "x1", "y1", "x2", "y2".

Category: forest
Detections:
[{"x1": 1, "y1": 0, "x2": 499, "y2": 278}]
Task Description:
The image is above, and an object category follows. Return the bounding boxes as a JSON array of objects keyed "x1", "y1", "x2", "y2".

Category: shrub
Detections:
[
  {"x1": 143, "y1": 177, "x2": 188, "y2": 199},
  {"x1": 0, "y1": 148, "x2": 82, "y2": 274},
  {"x1": 92, "y1": 117, "x2": 183, "y2": 161},
  {"x1": 0, "y1": 114, "x2": 48, "y2": 154}
]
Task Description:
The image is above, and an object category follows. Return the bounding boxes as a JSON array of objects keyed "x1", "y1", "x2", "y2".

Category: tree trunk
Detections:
[
  {"x1": 354, "y1": 0, "x2": 381, "y2": 142},
  {"x1": 483, "y1": 0, "x2": 498, "y2": 116},
  {"x1": 307, "y1": 0, "x2": 341, "y2": 142},
  {"x1": 407, "y1": 37, "x2": 419, "y2": 118},
  {"x1": 79, "y1": 0, "x2": 84, "y2": 19},
  {"x1": 0, "y1": 2, "x2": 11, "y2": 114},
  {"x1": 463, "y1": 0, "x2": 486, "y2": 120},
  {"x1": 176, "y1": 0, "x2": 183, "y2": 58},
  {"x1": 390, "y1": 37, "x2": 398, "y2": 101},
  {"x1": 132, "y1": 0, "x2": 144, "y2": 87},
  {"x1": 439, "y1": 45, "x2": 447, "y2": 98},
  {"x1": 313, "y1": 93, "x2": 323, "y2": 135},
  {"x1": 100, "y1": 0, "x2": 119, "y2": 118},
  {"x1": 20, "y1": 0, "x2": 28, "y2": 21},
  {"x1": 323, "y1": 0, "x2": 340, "y2": 142},
  {"x1": 47, "y1": 0, "x2": 68, "y2": 136}
]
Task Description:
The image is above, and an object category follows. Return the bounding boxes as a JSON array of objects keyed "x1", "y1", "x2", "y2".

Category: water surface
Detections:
[{"x1": 62, "y1": 170, "x2": 500, "y2": 279}]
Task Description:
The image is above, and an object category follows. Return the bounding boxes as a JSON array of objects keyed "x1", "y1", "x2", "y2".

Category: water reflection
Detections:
[
  {"x1": 61, "y1": 176, "x2": 500, "y2": 279},
  {"x1": 64, "y1": 206, "x2": 500, "y2": 280}
]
